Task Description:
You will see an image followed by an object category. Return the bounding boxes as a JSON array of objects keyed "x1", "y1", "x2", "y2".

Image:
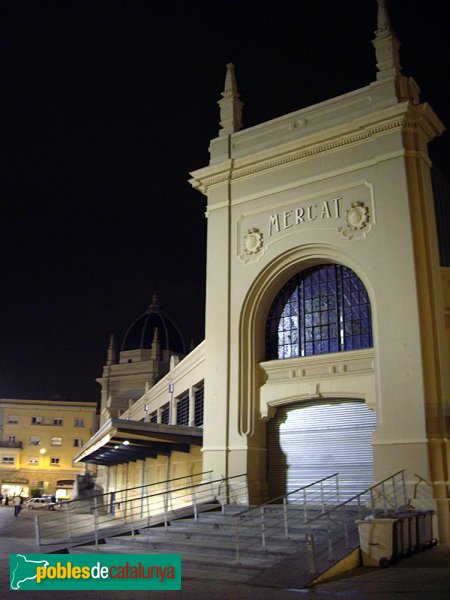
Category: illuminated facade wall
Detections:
[
  {"x1": 188, "y1": 48, "x2": 449, "y2": 539},
  {"x1": 0, "y1": 398, "x2": 97, "y2": 498}
]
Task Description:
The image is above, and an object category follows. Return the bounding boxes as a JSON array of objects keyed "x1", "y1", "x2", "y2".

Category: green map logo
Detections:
[{"x1": 10, "y1": 553, "x2": 182, "y2": 590}]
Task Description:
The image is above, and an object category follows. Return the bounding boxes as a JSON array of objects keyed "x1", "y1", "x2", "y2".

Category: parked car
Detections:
[{"x1": 26, "y1": 497, "x2": 60, "y2": 511}]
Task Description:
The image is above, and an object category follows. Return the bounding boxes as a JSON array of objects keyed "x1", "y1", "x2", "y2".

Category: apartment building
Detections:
[{"x1": 0, "y1": 398, "x2": 97, "y2": 499}]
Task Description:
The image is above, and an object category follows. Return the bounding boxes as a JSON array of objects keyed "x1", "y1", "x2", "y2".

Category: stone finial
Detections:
[
  {"x1": 107, "y1": 333, "x2": 115, "y2": 365},
  {"x1": 373, "y1": 0, "x2": 402, "y2": 80},
  {"x1": 218, "y1": 63, "x2": 243, "y2": 137},
  {"x1": 150, "y1": 327, "x2": 160, "y2": 360},
  {"x1": 148, "y1": 291, "x2": 159, "y2": 313},
  {"x1": 376, "y1": 0, "x2": 392, "y2": 33}
]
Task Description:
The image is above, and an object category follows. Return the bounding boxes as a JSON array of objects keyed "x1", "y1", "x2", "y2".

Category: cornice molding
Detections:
[{"x1": 189, "y1": 102, "x2": 445, "y2": 197}]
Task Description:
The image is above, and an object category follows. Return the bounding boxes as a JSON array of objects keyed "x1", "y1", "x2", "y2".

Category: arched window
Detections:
[{"x1": 266, "y1": 264, "x2": 372, "y2": 360}]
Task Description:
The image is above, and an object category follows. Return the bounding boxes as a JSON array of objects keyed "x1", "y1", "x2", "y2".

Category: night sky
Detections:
[{"x1": 1, "y1": 1, "x2": 449, "y2": 403}]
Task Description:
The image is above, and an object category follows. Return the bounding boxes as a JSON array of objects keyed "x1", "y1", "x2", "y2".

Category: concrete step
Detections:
[
  {"x1": 68, "y1": 544, "x2": 271, "y2": 580},
  {"x1": 67, "y1": 499, "x2": 366, "y2": 587},
  {"x1": 165, "y1": 517, "x2": 337, "y2": 538},
  {"x1": 102, "y1": 532, "x2": 301, "y2": 559},
  {"x1": 170, "y1": 512, "x2": 311, "y2": 527},
  {"x1": 138, "y1": 523, "x2": 306, "y2": 541}
]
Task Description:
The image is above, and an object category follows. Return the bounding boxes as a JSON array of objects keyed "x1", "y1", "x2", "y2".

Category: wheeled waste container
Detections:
[
  {"x1": 416, "y1": 510, "x2": 436, "y2": 549},
  {"x1": 396, "y1": 511, "x2": 418, "y2": 555},
  {"x1": 356, "y1": 518, "x2": 401, "y2": 567}
]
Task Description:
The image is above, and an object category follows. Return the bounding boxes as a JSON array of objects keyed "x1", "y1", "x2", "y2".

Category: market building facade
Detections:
[{"x1": 76, "y1": 2, "x2": 449, "y2": 542}]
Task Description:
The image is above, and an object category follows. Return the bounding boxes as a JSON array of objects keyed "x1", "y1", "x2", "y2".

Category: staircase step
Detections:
[
  {"x1": 65, "y1": 491, "x2": 371, "y2": 589},
  {"x1": 68, "y1": 545, "x2": 271, "y2": 579},
  {"x1": 101, "y1": 533, "x2": 301, "y2": 559}
]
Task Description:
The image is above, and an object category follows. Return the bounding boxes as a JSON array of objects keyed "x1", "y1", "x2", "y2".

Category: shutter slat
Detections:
[{"x1": 267, "y1": 400, "x2": 377, "y2": 501}]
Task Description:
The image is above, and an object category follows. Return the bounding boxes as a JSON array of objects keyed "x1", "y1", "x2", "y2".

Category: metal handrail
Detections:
[
  {"x1": 237, "y1": 473, "x2": 340, "y2": 519},
  {"x1": 60, "y1": 469, "x2": 214, "y2": 508},
  {"x1": 0, "y1": 440, "x2": 23, "y2": 448},
  {"x1": 412, "y1": 473, "x2": 433, "y2": 500},
  {"x1": 235, "y1": 473, "x2": 341, "y2": 563},
  {"x1": 304, "y1": 470, "x2": 407, "y2": 573},
  {"x1": 306, "y1": 469, "x2": 407, "y2": 526},
  {"x1": 233, "y1": 470, "x2": 407, "y2": 565},
  {"x1": 35, "y1": 472, "x2": 248, "y2": 547}
]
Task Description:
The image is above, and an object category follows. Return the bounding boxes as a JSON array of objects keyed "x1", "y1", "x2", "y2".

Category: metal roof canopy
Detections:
[{"x1": 74, "y1": 418, "x2": 203, "y2": 466}]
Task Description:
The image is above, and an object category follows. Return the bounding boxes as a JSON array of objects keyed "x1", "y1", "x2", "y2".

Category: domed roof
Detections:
[{"x1": 121, "y1": 293, "x2": 186, "y2": 355}]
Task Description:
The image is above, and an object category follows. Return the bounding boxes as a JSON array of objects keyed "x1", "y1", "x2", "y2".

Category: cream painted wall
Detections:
[{"x1": 107, "y1": 446, "x2": 203, "y2": 496}]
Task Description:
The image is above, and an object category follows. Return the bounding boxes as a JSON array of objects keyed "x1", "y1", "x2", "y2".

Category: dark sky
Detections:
[{"x1": 1, "y1": 1, "x2": 449, "y2": 403}]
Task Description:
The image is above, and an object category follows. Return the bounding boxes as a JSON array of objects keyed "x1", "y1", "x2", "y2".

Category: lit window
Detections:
[
  {"x1": 73, "y1": 438, "x2": 83, "y2": 448},
  {"x1": 2, "y1": 456, "x2": 15, "y2": 464},
  {"x1": 28, "y1": 456, "x2": 39, "y2": 465},
  {"x1": 51, "y1": 437, "x2": 62, "y2": 446},
  {"x1": 8, "y1": 415, "x2": 18, "y2": 424},
  {"x1": 50, "y1": 457, "x2": 60, "y2": 466},
  {"x1": 266, "y1": 264, "x2": 373, "y2": 359}
]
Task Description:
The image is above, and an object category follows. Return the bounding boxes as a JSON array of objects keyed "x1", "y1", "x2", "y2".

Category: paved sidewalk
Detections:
[{"x1": 1, "y1": 505, "x2": 449, "y2": 599}]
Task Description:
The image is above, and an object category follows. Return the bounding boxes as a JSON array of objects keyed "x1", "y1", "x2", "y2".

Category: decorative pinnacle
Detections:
[
  {"x1": 218, "y1": 63, "x2": 243, "y2": 137},
  {"x1": 107, "y1": 334, "x2": 115, "y2": 365},
  {"x1": 223, "y1": 62, "x2": 239, "y2": 97},
  {"x1": 376, "y1": 0, "x2": 392, "y2": 34},
  {"x1": 373, "y1": 0, "x2": 402, "y2": 80},
  {"x1": 150, "y1": 327, "x2": 160, "y2": 360},
  {"x1": 148, "y1": 291, "x2": 159, "y2": 313}
]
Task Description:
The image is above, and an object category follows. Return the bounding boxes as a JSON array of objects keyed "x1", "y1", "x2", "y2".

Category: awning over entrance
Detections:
[{"x1": 74, "y1": 418, "x2": 203, "y2": 466}]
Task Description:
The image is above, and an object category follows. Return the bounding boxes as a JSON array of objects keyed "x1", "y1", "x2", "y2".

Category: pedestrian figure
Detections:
[
  {"x1": 14, "y1": 495, "x2": 21, "y2": 517},
  {"x1": 0, "y1": 493, "x2": 3, "y2": 505},
  {"x1": 5, "y1": 496, "x2": 9, "y2": 506}
]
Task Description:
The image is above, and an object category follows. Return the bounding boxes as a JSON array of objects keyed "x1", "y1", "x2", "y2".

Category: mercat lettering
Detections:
[{"x1": 269, "y1": 197, "x2": 341, "y2": 236}]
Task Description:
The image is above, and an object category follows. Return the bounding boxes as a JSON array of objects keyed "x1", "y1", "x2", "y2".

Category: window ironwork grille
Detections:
[
  {"x1": 194, "y1": 384, "x2": 204, "y2": 427},
  {"x1": 266, "y1": 264, "x2": 372, "y2": 360},
  {"x1": 176, "y1": 394, "x2": 189, "y2": 426},
  {"x1": 160, "y1": 403, "x2": 170, "y2": 425},
  {"x1": 149, "y1": 411, "x2": 158, "y2": 424}
]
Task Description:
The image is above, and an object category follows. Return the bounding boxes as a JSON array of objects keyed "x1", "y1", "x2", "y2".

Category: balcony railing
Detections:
[{"x1": 0, "y1": 440, "x2": 23, "y2": 449}]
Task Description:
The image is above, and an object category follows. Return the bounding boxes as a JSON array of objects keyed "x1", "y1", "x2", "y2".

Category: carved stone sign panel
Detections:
[{"x1": 237, "y1": 182, "x2": 374, "y2": 262}]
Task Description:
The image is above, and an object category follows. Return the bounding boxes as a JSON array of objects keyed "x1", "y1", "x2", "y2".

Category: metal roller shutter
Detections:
[{"x1": 267, "y1": 400, "x2": 377, "y2": 501}]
